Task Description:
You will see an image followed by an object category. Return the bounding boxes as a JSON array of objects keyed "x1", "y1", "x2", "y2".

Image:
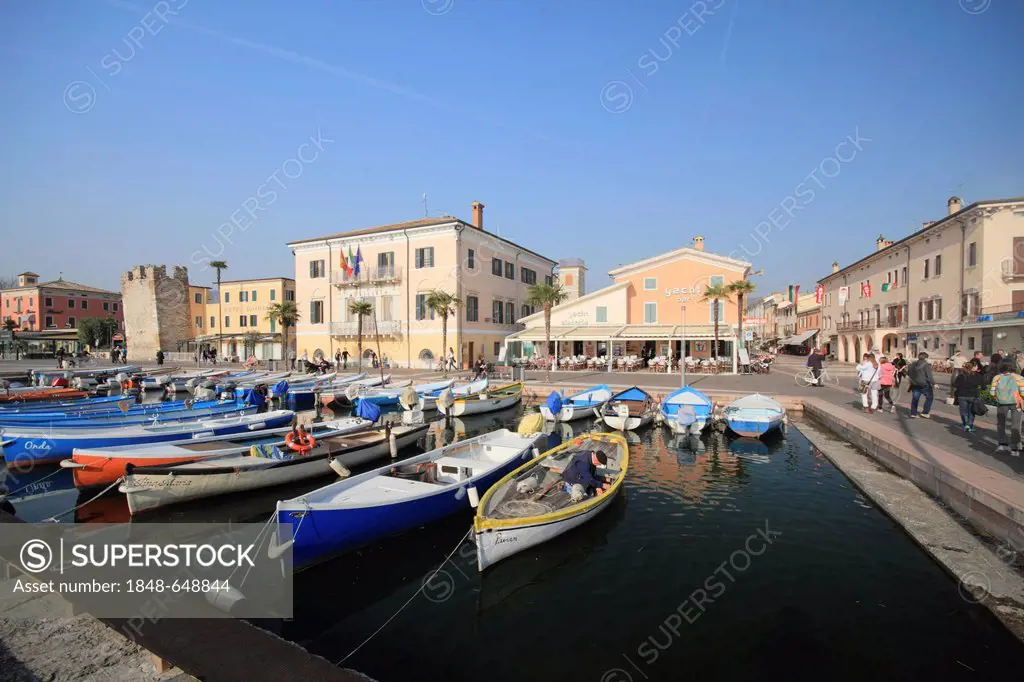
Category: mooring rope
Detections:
[
  {"x1": 2, "y1": 466, "x2": 66, "y2": 497},
  {"x1": 43, "y1": 476, "x2": 124, "y2": 522},
  {"x1": 335, "y1": 526, "x2": 473, "y2": 666}
]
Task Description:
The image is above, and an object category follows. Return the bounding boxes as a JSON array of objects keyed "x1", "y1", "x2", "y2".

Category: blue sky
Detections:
[{"x1": 1, "y1": 0, "x2": 1022, "y2": 296}]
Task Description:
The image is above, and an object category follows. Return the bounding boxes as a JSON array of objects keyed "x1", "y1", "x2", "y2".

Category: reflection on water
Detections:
[{"x1": 7, "y1": 401, "x2": 1024, "y2": 680}]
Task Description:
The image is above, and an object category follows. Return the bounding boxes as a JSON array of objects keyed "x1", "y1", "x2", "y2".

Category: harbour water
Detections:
[{"x1": 5, "y1": 401, "x2": 1024, "y2": 680}]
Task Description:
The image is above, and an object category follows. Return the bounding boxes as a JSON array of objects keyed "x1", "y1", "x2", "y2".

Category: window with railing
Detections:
[{"x1": 415, "y1": 248, "x2": 434, "y2": 269}]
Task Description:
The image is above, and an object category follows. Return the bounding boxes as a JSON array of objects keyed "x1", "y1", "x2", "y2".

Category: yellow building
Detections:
[
  {"x1": 187, "y1": 285, "x2": 212, "y2": 345},
  {"x1": 288, "y1": 201, "x2": 557, "y2": 368},
  {"x1": 202, "y1": 277, "x2": 296, "y2": 362}
]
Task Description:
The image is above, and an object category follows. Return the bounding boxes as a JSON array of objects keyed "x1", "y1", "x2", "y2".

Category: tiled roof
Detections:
[
  {"x1": 39, "y1": 280, "x2": 120, "y2": 295},
  {"x1": 288, "y1": 218, "x2": 454, "y2": 245}
]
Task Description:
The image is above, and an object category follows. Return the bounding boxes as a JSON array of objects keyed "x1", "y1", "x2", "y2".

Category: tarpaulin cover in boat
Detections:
[
  {"x1": 545, "y1": 391, "x2": 564, "y2": 415},
  {"x1": 355, "y1": 398, "x2": 381, "y2": 423},
  {"x1": 243, "y1": 388, "x2": 266, "y2": 408},
  {"x1": 273, "y1": 380, "x2": 289, "y2": 396}
]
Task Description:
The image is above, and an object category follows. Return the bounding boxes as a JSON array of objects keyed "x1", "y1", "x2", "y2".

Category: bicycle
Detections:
[{"x1": 795, "y1": 367, "x2": 839, "y2": 387}]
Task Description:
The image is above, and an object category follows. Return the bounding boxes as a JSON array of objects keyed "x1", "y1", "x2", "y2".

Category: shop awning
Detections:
[
  {"x1": 779, "y1": 330, "x2": 818, "y2": 346},
  {"x1": 505, "y1": 323, "x2": 734, "y2": 342}
]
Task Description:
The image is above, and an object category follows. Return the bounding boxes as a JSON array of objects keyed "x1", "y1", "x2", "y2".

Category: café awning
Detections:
[{"x1": 779, "y1": 329, "x2": 818, "y2": 346}]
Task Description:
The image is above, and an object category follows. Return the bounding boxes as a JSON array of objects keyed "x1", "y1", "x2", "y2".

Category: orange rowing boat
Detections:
[{"x1": 0, "y1": 388, "x2": 88, "y2": 403}]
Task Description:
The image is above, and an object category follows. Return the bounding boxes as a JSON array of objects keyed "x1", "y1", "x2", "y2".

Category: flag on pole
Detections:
[
  {"x1": 788, "y1": 285, "x2": 794, "y2": 302},
  {"x1": 815, "y1": 284, "x2": 825, "y2": 304},
  {"x1": 839, "y1": 286, "x2": 849, "y2": 305},
  {"x1": 794, "y1": 285, "x2": 800, "y2": 314},
  {"x1": 862, "y1": 281, "x2": 872, "y2": 298},
  {"x1": 880, "y1": 282, "x2": 891, "y2": 292},
  {"x1": 354, "y1": 246, "x2": 363, "y2": 276},
  {"x1": 339, "y1": 248, "x2": 349, "y2": 275},
  {"x1": 347, "y1": 246, "x2": 356, "y2": 276}
]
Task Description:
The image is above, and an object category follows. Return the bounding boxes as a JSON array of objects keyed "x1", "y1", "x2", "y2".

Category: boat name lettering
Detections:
[
  {"x1": 23, "y1": 441, "x2": 53, "y2": 451},
  {"x1": 495, "y1": 535, "x2": 518, "y2": 545}
]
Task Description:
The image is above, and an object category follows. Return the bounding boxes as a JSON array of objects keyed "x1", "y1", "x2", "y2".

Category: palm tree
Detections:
[
  {"x1": 526, "y1": 282, "x2": 568, "y2": 381},
  {"x1": 424, "y1": 289, "x2": 462, "y2": 375},
  {"x1": 266, "y1": 301, "x2": 300, "y2": 363},
  {"x1": 210, "y1": 260, "x2": 228, "y2": 359},
  {"x1": 728, "y1": 280, "x2": 756, "y2": 349},
  {"x1": 702, "y1": 283, "x2": 732, "y2": 362},
  {"x1": 348, "y1": 299, "x2": 374, "y2": 371}
]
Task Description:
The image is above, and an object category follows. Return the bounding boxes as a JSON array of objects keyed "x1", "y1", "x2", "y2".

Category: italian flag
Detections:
[{"x1": 881, "y1": 282, "x2": 891, "y2": 292}]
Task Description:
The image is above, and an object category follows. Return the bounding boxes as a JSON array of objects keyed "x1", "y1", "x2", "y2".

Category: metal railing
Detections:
[
  {"x1": 331, "y1": 266, "x2": 402, "y2": 286},
  {"x1": 977, "y1": 302, "x2": 1024, "y2": 319},
  {"x1": 1001, "y1": 260, "x2": 1024, "y2": 280},
  {"x1": 330, "y1": 319, "x2": 403, "y2": 336},
  {"x1": 836, "y1": 319, "x2": 907, "y2": 332}
]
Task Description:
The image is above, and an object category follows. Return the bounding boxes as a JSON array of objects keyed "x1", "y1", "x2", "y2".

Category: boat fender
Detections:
[
  {"x1": 204, "y1": 583, "x2": 246, "y2": 615},
  {"x1": 329, "y1": 457, "x2": 351, "y2": 478},
  {"x1": 467, "y1": 485, "x2": 480, "y2": 509},
  {"x1": 436, "y1": 389, "x2": 455, "y2": 410},
  {"x1": 247, "y1": 422, "x2": 267, "y2": 431},
  {"x1": 192, "y1": 431, "x2": 215, "y2": 439},
  {"x1": 388, "y1": 427, "x2": 398, "y2": 459},
  {"x1": 345, "y1": 383, "x2": 361, "y2": 403},
  {"x1": 58, "y1": 460, "x2": 87, "y2": 469}
]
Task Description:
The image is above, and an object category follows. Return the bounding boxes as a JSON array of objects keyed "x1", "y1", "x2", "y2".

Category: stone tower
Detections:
[
  {"x1": 557, "y1": 258, "x2": 586, "y2": 301},
  {"x1": 120, "y1": 265, "x2": 191, "y2": 357}
]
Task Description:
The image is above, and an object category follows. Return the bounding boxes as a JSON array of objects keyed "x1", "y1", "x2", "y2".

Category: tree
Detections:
[
  {"x1": 526, "y1": 282, "x2": 568, "y2": 381},
  {"x1": 242, "y1": 331, "x2": 262, "y2": 359},
  {"x1": 2, "y1": 318, "x2": 16, "y2": 334},
  {"x1": 728, "y1": 280, "x2": 756, "y2": 350},
  {"x1": 76, "y1": 318, "x2": 101, "y2": 348},
  {"x1": 348, "y1": 299, "x2": 374, "y2": 371},
  {"x1": 424, "y1": 289, "x2": 461, "y2": 375},
  {"x1": 97, "y1": 318, "x2": 119, "y2": 347},
  {"x1": 266, "y1": 301, "x2": 300, "y2": 362},
  {"x1": 210, "y1": 261, "x2": 228, "y2": 358},
  {"x1": 702, "y1": 283, "x2": 732, "y2": 362}
]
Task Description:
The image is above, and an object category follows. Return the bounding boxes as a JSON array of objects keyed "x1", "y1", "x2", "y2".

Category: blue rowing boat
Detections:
[
  {"x1": 274, "y1": 430, "x2": 540, "y2": 568},
  {"x1": 1, "y1": 410, "x2": 294, "y2": 465},
  {"x1": 659, "y1": 386, "x2": 713, "y2": 436},
  {"x1": 0, "y1": 401, "x2": 251, "y2": 428},
  {"x1": 723, "y1": 394, "x2": 786, "y2": 438},
  {"x1": 539, "y1": 384, "x2": 612, "y2": 422}
]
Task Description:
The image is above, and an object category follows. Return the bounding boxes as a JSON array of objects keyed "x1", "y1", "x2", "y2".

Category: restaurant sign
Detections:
[
  {"x1": 664, "y1": 286, "x2": 700, "y2": 297},
  {"x1": 565, "y1": 311, "x2": 589, "y2": 326}
]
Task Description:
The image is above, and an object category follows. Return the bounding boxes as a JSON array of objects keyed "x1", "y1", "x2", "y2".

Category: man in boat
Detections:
[{"x1": 561, "y1": 448, "x2": 611, "y2": 497}]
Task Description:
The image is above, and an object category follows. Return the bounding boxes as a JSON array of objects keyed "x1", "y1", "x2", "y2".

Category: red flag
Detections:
[
  {"x1": 339, "y1": 249, "x2": 349, "y2": 275},
  {"x1": 862, "y1": 281, "x2": 872, "y2": 298},
  {"x1": 794, "y1": 285, "x2": 800, "y2": 314},
  {"x1": 815, "y1": 284, "x2": 824, "y2": 304}
]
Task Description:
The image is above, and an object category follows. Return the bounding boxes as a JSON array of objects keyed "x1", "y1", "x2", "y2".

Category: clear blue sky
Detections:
[{"x1": 1, "y1": 0, "x2": 1022, "y2": 295}]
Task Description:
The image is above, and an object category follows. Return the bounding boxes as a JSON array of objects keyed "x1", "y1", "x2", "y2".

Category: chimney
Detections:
[
  {"x1": 471, "y1": 201, "x2": 484, "y2": 230},
  {"x1": 831, "y1": 261, "x2": 840, "y2": 274},
  {"x1": 875, "y1": 234, "x2": 885, "y2": 251},
  {"x1": 693, "y1": 235, "x2": 705, "y2": 251},
  {"x1": 922, "y1": 220, "x2": 935, "y2": 229},
  {"x1": 947, "y1": 196, "x2": 961, "y2": 216}
]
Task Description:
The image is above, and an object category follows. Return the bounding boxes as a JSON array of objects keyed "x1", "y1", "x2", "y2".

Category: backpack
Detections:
[{"x1": 992, "y1": 374, "x2": 1021, "y2": 406}]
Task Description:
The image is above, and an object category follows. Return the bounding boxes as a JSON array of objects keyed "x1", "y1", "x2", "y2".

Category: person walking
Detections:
[
  {"x1": 289, "y1": 348, "x2": 296, "y2": 370},
  {"x1": 334, "y1": 349, "x2": 342, "y2": 369},
  {"x1": 970, "y1": 351, "x2": 986, "y2": 372},
  {"x1": 156, "y1": 349, "x2": 164, "y2": 366},
  {"x1": 953, "y1": 361, "x2": 985, "y2": 433},
  {"x1": 878, "y1": 355, "x2": 897, "y2": 413},
  {"x1": 300, "y1": 350, "x2": 309, "y2": 372},
  {"x1": 990, "y1": 361, "x2": 1024, "y2": 455},
  {"x1": 341, "y1": 349, "x2": 349, "y2": 369},
  {"x1": 892, "y1": 353, "x2": 908, "y2": 390},
  {"x1": 856, "y1": 353, "x2": 880, "y2": 413},
  {"x1": 447, "y1": 347, "x2": 456, "y2": 372},
  {"x1": 908, "y1": 352, "x2": 935, "y2": 418}
]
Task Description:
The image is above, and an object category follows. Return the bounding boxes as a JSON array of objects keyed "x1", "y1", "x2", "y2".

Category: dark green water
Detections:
[{"x1": 6, "y1": 402, "x2": 1024, "y2": 680}]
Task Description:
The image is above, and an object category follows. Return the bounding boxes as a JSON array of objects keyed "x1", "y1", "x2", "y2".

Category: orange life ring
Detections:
[{"x1": 285, "y1": 432, "x2": 316, "y2": 454}]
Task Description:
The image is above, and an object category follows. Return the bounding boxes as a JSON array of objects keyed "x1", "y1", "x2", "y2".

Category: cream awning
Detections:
[{"x1": 506, "y1": 323, "x2": 734, "y2": 341}]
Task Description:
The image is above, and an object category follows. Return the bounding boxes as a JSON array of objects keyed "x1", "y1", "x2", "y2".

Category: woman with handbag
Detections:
[
  {"x1": 953, "y1": 361, "x2": 985, "y2": 432},
  {"x1": 856, "y1": 353, "x2": 881, "y2": 413}
]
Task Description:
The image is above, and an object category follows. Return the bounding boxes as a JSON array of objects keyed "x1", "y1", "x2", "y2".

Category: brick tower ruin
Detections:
[{"x1": 120, "y1": 265, "x2": 191, "y2": 357}]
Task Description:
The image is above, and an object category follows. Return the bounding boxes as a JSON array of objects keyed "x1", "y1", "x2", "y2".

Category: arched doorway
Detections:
[
  {"x1": 881, "y1": 333, "x2": 899, "y2": 355},
  {"x1": 418, "y1": 348, "x2": 434, "y2": 370},
  {"x1": 853, "y1": 337, "x2": 861, "y2": 361}
]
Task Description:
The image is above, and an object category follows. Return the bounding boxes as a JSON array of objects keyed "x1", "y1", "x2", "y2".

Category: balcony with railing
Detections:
[
  {"x1": 330, "y1": 319, "x2": 404, "y2": 337},
  {"x1": 331, "y1": 266, "x2": 402, "y2": 287},
  {"x1": 1001, "y1": 260, "x2": 1024, "y2": 281},
  {"x1": 975, "y1": 302, "x2": 1024, "y2": 322},
  {"x1": 836, "y1": 318, "x2": 907, "y2": 333}
]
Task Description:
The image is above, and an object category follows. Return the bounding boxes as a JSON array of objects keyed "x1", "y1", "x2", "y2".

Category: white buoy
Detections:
[
  {"x1": 329, "y1": 457, "x2": 350, "y2": 478},
  {"x1": 204, "y1": 584, "x2": 247, "y2": 613},
  {"x1": 389, "y1": 431, "x2": 398, "y2": 458},
  {"x1": 467, "y1": 486, "x2": 479, "y2": 508}
]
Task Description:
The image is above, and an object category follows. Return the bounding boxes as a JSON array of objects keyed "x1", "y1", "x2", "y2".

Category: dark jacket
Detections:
[
  {"x1": 907, "y1": 359, "x2": 934, "y2": 388},
  {"x1": 953, "y1": 373, "x2": 984, "y2": 399},
  {"x1": 806, "y1": 353, "x2": 823, "y2": 371},
  {"x1": 562, "y1": 451, "x2": 602, "y2": 490}
]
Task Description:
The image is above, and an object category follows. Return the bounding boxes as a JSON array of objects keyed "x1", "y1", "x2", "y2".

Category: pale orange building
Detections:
[{"x1": 506, "y1": 236, "x2": 754, "y2": 371}]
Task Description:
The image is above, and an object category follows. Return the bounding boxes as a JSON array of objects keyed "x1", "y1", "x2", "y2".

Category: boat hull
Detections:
[
  {"x1": 660, "y1": 409, "x2": 708, "y2": 436},
  {"x1": 476, "y1": 487, "x2": 620, "y2": 571},
  {"x1": 122, "y1": 426, "x2": 428, "y2": 514},
  {"x1": 598, "y1": 412, "x2": 652, "y2": 431},
  {"x1": 725, "y1": 417, "x2": 784, "y2": 438},
  {"x1": 539, "y1": 403, "x2": 603, "y2": 422},
  {"x1": 442, "y1": 393, "x2": 521, "y2": 417},
  {"x1": 279, "y1": 451, "x2": 531, "y2": 568}
]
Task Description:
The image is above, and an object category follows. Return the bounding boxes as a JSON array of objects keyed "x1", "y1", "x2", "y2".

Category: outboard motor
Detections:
[
  {"x1": 105, "y1": 377, "x2": 122, "y2": 396},
  {"x1": 194, "y1": 386, "x2": 216, "y2": 401}
]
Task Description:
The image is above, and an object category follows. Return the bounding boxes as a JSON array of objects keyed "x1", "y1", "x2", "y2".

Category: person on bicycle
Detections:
[{"x1": 806, "y1": 348, "x2": 825, "y2": 387}]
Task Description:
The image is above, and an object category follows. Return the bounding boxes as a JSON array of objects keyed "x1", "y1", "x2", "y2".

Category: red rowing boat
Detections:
[{"x1": 0, "y1": 388, "x2": 88, "y2": 404}]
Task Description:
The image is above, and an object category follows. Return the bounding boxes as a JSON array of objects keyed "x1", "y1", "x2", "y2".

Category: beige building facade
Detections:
[
  {"x1": 288, "y1": 202, "x2": 557, "y2": 369},
  {"x1": 820, "y1": 196, "x2": 1024, "y2": 363},
  {"x1": 201, "y1": 277, "x2": 296, "y2": 362}
]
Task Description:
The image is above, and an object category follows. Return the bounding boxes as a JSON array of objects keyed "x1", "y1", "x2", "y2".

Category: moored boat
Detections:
[
  {"x1": 474, "y1": 432, "x2": 628, "y2": 571},
  {"x1": 595, "y1": 387, "x2": 655, "y2": 431},
  {"x1": 274, "y1": 429, "x2": 541, "y2": 568},
  {"x1": 723, "y1": 394, "x2": 786, "y2": 438},
  {"x1": 0, "y1": 400, "x2": 250, "y2": 427},
  {"x1": 2, "y1": 410, "x2": 295, "y2": 466},
  {"x1": 67, "y1": 416, "x2": 371, "y2": 488},
  {"x1": 437, "y1": 383, "x2": 523, "y2": 417},
  {"x1": 353, "y1": 379, "x2": 452, "y2": 408},
  {"x1": 659, "y1": 386, "x2": 713, "y2": 436},
  {"x1": 0, "y1": 388, "x2": 88, "y2": 404},
  {"x1": 415, "y1": 378, "x2": 488, "y2": 411},
  {"x1": 120, "y1": 422, "x2": 429, "y2": 515},
  {"x1": 539, "y1": 385, "x2": 612, "y2": 422}
]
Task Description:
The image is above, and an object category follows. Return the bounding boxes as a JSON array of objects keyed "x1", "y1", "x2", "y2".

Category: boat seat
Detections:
[
  {"x1": 432, "y1": 456, "x2": 492, "y2": 473},
  {"x1": 613, "y1": 399, "x2": 647, "y2": 416}
]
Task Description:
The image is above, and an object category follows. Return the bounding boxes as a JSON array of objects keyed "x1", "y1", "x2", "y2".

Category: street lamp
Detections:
[{"x1": 679, "y1": 300, "x2": 687, "y2": 388}]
